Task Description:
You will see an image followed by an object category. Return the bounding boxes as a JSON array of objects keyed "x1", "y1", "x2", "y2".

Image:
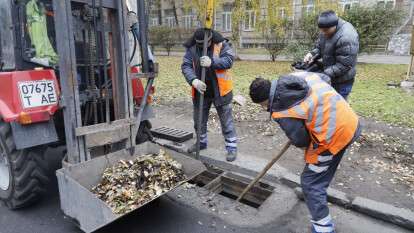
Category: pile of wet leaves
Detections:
[{"x1": 92, "y1": 150, "x2": 187, "y2": 214}]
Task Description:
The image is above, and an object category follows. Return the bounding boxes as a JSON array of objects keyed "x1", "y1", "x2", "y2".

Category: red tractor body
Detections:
[{"x1": 0, "y1": 69, "x2": 60, "y2": 124}]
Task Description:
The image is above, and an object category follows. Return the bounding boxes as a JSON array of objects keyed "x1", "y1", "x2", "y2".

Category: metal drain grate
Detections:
[
  {"x1": 151, "y1": 127, "x2": 193, "y2": 143},
  {"x1": 190, "y1": 167, "x2": 274, "y2": 209},
  {"x1": 188, "y1": 167, "x2": 223, "y2": 188}
]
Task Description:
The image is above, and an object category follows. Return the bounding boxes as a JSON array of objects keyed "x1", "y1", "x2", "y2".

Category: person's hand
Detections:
[
  {"x1": 303, "y1": 53, "x2": 314, "y2": 64},
  {"x1": 192, "y1": 79, "x2": 207, "y2": 94},
  {"x1": 200, "y1": 56, "x2": 212, "y2": 68}
]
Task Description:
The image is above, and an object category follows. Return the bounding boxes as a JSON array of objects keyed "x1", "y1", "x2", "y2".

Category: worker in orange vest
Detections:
[
  {"x1": 182, "y1": 29, "x2": 237, "y2": 162},
  {"x1": 249, "y1": 72, "x2": 361, "y2": 233}
]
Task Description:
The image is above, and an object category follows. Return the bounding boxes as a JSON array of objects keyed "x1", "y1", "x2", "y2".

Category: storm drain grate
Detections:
[
  {"x1": 151, "y1": 127, "x2": 193, "y2": 143},
  {"x1": 188, "y1": 166, "x2": 224, "y2": 188},
  {"x1": 190, "y1": 167, "x2": 274, "y2": 209}
]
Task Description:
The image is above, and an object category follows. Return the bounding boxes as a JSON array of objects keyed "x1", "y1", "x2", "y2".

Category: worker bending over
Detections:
[
  {"x1": 181, "y1": 28, "x2": 237, "y2": 162},
  {"x1": 249, "y1": 72, "x2": 361, "y2": 233}
]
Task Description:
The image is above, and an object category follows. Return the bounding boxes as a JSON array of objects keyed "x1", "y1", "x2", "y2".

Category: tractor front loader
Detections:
[{"x1": 0, "y1": 0, "x2": 205, "y2": 232}]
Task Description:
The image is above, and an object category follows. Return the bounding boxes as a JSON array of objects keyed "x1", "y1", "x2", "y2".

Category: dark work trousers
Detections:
[
  {"x1": 332, "y1": 79, "x2": 355, "y2": 100},
  {"x1": 193, "y1": 98, "x2": 237, "y2": 152},
  {"x1": 301, "y1": 147, "x2": 348, "y2": 233}
]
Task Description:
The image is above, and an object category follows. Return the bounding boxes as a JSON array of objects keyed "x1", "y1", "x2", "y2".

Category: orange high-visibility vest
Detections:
[
  {"x1": 192, "y1": 42, "x2": 233, "y2": 98},
  {"x1": 272, "y1": 73, "x2": 358, "y2": 164}
]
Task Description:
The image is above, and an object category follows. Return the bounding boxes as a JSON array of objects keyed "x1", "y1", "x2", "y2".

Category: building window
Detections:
[
  {"x1": 340, "y1": 0, "x2": 360, "y2": 11},
  {"x1": 183, "y1": 15, "x2": 194, "y2": 29},
  {"x1": 377, "y1": 0, "x2": 396, "y2": 9},
  {"x1": 150, "y1": 18, "x2": 159, "y2": 26},
  {"x1": 244, "y1": 10, "x2": 256, "y2": 31},
  {"x1": 165, "y1": 17, "x2": 175, "y2": 28},
  {"x1": 278, "y1": 7, "x2": 286, "y2": 18},
  {"x1": 222, "y1": 12, "x2": 232, "y2": 32},
  {"x1": 303, "y1": 0, "x2": 315, "y2": 15}
]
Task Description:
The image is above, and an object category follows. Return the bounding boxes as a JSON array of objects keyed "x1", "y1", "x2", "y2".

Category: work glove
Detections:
[
  {"x1": 303, "y1": 52, "x2": 314, "y2": 64},
  {"x1": 192, "y1": 79, "x2": 207, "y2": 94},
  {"x1": 200, "y1": 56, "x2": 212, "y2": 68}
]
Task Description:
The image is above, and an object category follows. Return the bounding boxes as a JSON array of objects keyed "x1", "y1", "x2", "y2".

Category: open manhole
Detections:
[
  {"x1": 190, "y1": 167, "x2": 274, "y2": 209},
  {"x1": 188, "y1": 165, "x2": 224, "y2": 187}
]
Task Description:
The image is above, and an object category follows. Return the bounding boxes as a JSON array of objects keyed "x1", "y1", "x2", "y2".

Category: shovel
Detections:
[
  {"x1": 195, "y1": 0, "x2": 215, "y2": 160},
  {"x1": 237, "y1": 141, "x2": 291, "y2": 202}
]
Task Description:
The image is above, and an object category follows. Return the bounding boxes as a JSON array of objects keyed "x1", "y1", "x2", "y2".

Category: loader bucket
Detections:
[{"x1": 56, "y1": 142, "x2": 206, "y2": 233}]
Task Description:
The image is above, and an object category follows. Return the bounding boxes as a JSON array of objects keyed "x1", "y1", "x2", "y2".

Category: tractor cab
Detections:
[
  {"x1": 0, "y1": 0, "x2": 57, "y2": 71},
  {"x1": 0, "y1": 0, "x2": 162, "y2": 212}
]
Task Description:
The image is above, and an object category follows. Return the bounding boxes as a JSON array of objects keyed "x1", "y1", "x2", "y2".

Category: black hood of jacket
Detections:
[
  {"x1": 270, "y1": 75, "x2": 310, "y2": 112},
  {"x1": 183, "y1": 28, "x2": 227, "y2": 48}
]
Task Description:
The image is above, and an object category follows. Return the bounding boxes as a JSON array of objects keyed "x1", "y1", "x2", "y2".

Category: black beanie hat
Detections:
[
  {"x1": 183, "y1": 28, "x2": 226, "y2": 48},
  {"x1": 194, "y1": 28, "x2": 212, "y2": 41},
  {"x1": 249, "y1": 77, "x2": 271, "y2": 104},
  {"x1": 318, "y1": 10, "x2": 339, "y2": 28}
]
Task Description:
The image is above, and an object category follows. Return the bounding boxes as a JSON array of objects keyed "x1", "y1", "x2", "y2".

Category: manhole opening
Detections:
[
  {"x1": 190, "y1": 168, "x2": 274, "y2": 209},
  {"x1": 188, "y1": 166, "x2": 223, "y2": 188},
  {"x1": 208, "y1": 176, "x2": 273, "y2": 209}
]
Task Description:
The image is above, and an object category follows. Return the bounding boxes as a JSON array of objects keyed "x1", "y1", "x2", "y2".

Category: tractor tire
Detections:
[
  {"x1": 0, "y1": 120, "x2": 49, "y2": 209},
  {"x1": 136, "y1": 120, "x2": 152, "y2": 144}
]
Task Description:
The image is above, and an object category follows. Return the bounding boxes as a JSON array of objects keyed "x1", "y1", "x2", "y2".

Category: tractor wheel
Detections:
[
  {"x1": 0, "y1": 120, "x2": 49, "y2": 209},
  {"x1": 136, "y1": 120, "x2": 152, "y2": 144}
]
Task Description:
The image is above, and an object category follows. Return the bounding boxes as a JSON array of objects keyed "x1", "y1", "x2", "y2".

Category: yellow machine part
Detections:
[{"x1": 205, "y1": 0, "x2": 214, "y2": 29}]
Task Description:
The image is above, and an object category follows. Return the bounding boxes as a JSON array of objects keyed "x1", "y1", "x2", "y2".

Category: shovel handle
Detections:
[{"x1": 236, "y1": 141, "x2": 291, "y2": 202}]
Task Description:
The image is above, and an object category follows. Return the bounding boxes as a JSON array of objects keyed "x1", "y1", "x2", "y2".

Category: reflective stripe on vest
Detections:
[
  {"x1": 191, "y1": 42, "x2": 233, "y2": 98},
  {"x1": 271, "y1": 73, "x2": 358, "y2": 164}
]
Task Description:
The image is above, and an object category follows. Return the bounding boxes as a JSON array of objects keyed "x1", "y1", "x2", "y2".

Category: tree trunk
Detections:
[
  {"x1": 171, "y1": 2, "x2": 182, "y2": 41},
  {"x1": 172, "y1": 2, "x2": 180, "y2": 28},
  {"x1": 156, "y1": 0, "x2": 162, "y2": 25}
]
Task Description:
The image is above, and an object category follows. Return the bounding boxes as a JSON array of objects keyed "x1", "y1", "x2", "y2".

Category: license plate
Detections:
[{"x1": 18, "y1": 80, "x2": 58, "y2": 108}]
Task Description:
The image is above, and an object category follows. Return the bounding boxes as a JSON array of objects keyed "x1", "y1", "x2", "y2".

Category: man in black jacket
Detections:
[
  {"x1": 303, "y1": 10, "x2": 359, "y2": 100},
  {"x1": 181, "y1": 29, "x2": 238, "y2": 162}
]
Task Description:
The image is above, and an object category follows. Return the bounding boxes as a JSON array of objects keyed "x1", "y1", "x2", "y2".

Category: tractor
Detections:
[{"x1": 0, "y1": 0, "x2": 157, "y2": 210}]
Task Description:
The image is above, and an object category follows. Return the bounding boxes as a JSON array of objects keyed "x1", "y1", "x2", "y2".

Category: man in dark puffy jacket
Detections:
[
  {"x1": 181, "y1": 28, "x2": 237, "y2": 162},
  {"x1": 303, "y1": 10, "x2": 359, "y2": 100},
  {"x1": 249, "y1": 72, "x2": 361, "y2": 233}
]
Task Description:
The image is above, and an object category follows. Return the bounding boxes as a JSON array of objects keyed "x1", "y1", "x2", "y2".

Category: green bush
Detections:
[
  {"x1": 283, "y1": 41, "x2": 310, "y2": 62},
  {"x1": 299, "y1": 13, "x2": 320, "y2": 48},
  {"x1": 149, "y1": 27, "x2": 195, "y2": 55},
  {"x1": 342, "y1": 6, "x2": 403, "y2": 53},
  {"x1": 298, "y1": 7, "x2": 403, "y2": 53},
  {"x1": 149, "y1": 26, "x2": 177, "y2": 55}
]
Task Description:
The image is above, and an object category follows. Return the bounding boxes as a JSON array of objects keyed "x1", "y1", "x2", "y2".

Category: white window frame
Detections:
[
  {"x1": 150, "y1": 17, "x2": 159, "y2": 26},
  {"x1": 244, "y1": 10, "x2": 256, "y2": 32},
  {"x1": 183, "y1": 15, "x2": 194, "y2": 29},
  {"x1": 302, "y1": 4, "x2": 314, "y2": 14},
  {"x1": 377, "y1": 0, "x2": 396, "y2": 8},
  {"x1": 340, "y1": 0, "x2": 360, "y2": 11},
  {"x1": 222, "y1": 11, "x2": 232, "y2": 32},
  {"x1": 165, "y1": 17, "x2": 175, "y2": 28},
  {"x1": 278, "y1": 7, "x2": 286, "y2": 18}
]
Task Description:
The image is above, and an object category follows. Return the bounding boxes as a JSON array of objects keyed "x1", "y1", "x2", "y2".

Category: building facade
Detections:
[{"x1": 149, "y1": 0, "x2": 413, "y2": 54}]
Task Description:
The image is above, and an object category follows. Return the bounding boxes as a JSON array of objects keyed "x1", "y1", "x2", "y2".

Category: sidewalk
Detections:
[{"x1": 155, "y1": 51, "x2": 410, "y2": 65}]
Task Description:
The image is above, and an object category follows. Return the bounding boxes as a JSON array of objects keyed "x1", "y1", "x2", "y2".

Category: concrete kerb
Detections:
[{"x1": 155, "y1": 140, "x2": 414, "y2": 231}]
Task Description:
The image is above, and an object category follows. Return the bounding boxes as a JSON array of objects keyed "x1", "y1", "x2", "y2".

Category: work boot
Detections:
[
  {"x1": 187, "y1": 143, "x2": 207, "y2": 153},
  {"x1": 226, "y1": 150, "x2": 237, "y2": 162},
  {"x1": 311, "y1": 226, "x2": 335, "y2": 233},
  {"x1": 311, "y1": 218, "x2": 335, "y2": 233}
]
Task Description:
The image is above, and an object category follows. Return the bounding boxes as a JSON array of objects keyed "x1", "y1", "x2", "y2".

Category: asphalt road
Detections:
[
  {"x1": 0, "y1": 147, "x2": 279, "y2": 233},
  {"x1": 0, "y1": 148, "x2": 411, "y2": 233},
  {"x1": 0, "y1": 178, "x2": 289, "y2": 233}
]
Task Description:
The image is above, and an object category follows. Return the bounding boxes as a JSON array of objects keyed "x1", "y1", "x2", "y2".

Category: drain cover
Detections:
[
  {"x1": 151, "y1": 127, "x2": 193, "y2": 143},
  {"x1": 190, "y1": 167, "x2": 274, "y2": 209}
]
